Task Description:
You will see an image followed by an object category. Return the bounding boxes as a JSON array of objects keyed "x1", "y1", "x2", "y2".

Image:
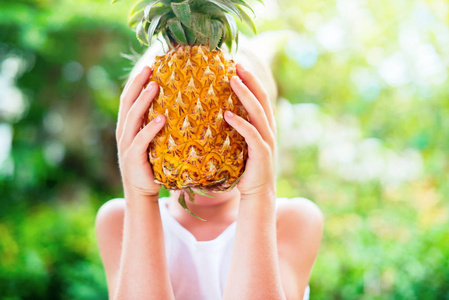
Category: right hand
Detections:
[{"x1": 116, "y1": 66, "x2": 165, "y2": 199}]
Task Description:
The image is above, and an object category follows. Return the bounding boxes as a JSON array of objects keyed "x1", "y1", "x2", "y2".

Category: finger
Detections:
[
  {"x1": 119, "y1": 81, "x2": 159, "y2": 149},
  {"x1": 224, "y1": 110, "x2": 270, "y2": 158},
  {"x1": 236, "y1": 63, "x2": 276, "y2": 133},
  {"x1": 230, "y1": 76, "x2": 274, "y2": 145},
  {"x1": 129, "y1": 114, "x2": 166, "y2": 155},
  {"x1": 122, "y1": 66, "x2": 151, "y2": 101},
  {"x1": 116, "y1": 66, "x2": 151, "y2": 141}
]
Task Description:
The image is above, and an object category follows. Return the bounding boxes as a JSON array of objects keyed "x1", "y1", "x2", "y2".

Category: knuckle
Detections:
[
  {"x1": 260, "y1": 88, "x2": 269, "y2": 101},
  {"x1": 261, "y1": 143, "x2": 271, "y2": 154},
  {"x1": 122, "y1": 148, "x2": 133, "y2": 162},
  {"x1": 247, "y1": 126, "x2": 259, "y2": 140},
  {"x1": 267, "y1": 131, "x2": 276, "y2": 145}
]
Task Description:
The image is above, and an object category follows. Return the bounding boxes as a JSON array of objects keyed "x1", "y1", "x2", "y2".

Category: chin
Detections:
[{"x1": 171, "y1": 188, "x2": 239, "y2": 206}]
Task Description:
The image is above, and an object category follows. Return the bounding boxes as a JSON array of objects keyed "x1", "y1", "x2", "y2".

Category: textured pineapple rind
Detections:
[{"x1": 144, "y1": 45, "x2": 249, "y2": 192}]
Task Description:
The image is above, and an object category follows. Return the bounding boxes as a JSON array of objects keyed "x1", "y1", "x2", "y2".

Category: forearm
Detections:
[
  {"x1": 223, "y1": 192, "x2": 285, "y2": 300},
  {"x1": 114, "y1": 191, "x2": 174, "y2": 300}
]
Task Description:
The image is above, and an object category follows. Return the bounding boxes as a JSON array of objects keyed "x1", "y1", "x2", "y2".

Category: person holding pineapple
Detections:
[{"x1": 96, "y1": 0, "x2": 323, "y2": 299}]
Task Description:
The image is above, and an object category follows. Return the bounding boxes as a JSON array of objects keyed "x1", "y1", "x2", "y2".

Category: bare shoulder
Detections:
[
  {"x1": 96, "y1": 198, "x2": 126, "y2": 224},
  {"x1": 95, "y1": 198, "x2": 126, "y2": 255},
  {"x1": 95, "y1": 198, "x2": 126, "y2": 297},
  {"x1": 275, "y1": 197, "x2": 324, "y2": 298},
  {"x1": 276, "y1": 197, "x2": 324, "y2": 238},
  {"x1": 96, "y1": 198, "x2": 126, "y2": 240}
]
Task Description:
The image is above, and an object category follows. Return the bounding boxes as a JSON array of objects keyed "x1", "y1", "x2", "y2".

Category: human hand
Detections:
[
  {"x1": 116, "y1": 66, "x2": 166, "y2": 199},
  {"x1": 224, "y1": 64, "x2": 277, "y2": 199}
]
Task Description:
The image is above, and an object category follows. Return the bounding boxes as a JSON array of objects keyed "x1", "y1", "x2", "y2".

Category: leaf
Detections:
[
  {"x1": 145, "y1": 6, "x2": 172, "y2": 22},
  {"x1": 184, "y1": 26, "x2": 196, "y2": 44},
  {"x1": 130, "y1": 0, "x2": 158, "y2": 18},
  {"x1": 208, "y1": 0, "x2": 241, "y2": 20},
  {"x1": 231, "y1": 0, "x2": 255, "y2": 16},
  {"x1": 191, "y1": 13, "x2": 209, "y2": 44},
  {"x1": 136, "y1": 20, "x2": 148, "y2": 45},
  {"x1": 171, "y1": 1, "x2": 191, "y2": 27},
  {"x1": 223, "y1": 12, "x2": 237, "y2": 39},
  {"x1": 147, "y1": 14, "x2": 162, "y2": 46},
  {"x1": 168, "y1": 19, "x2": 188, "y2": 44},
  {"x1": 225, "y1": 39, "x2": 233, "y2": 52},
  {"x1": 186, "y1": 187, "x2": 196, "y2": 203},
  {"x1": 178, "y1": 192, "x2": 206, "y2": 221},
  {"x1": 162, "y1": 29, "x2": 175, "y2": 49},
  {"x1": 129, "y1": 10, "x2": 145, "y2": 28},
  {"x1": 144, "y1": 1, "x2": 161, "y2": 20},
  {"x1": 111, "y1": 0, "x2": 121, "y2": 4},
  {"x1": 195, "y1": 189, "x2": 217, "y2": 199},
  {"x1": 225, "y1": 169, "x2": 245, "y2": 192},
  {"x1": 235, "y1": 30, "x2": 239, "y2": 51},
  {"x1": 237, "y1": 6, "x2": 256, "y2": 34},
  {"x1": 209, "y1": 20, "x2": 223, "y2": 50}
]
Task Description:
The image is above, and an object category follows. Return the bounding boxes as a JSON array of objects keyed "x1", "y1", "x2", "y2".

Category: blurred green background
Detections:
[{"x1": 1, "y1": 0, "x2": 448, "y2": 299}]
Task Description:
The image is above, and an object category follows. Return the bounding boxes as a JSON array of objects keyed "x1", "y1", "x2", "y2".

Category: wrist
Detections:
[
  {"x1": 124, "y1": 187, "x2": 159, "y2": 203},
  {"x1": 240, "y1": 186, "x2": 276, "y2": 202},
  {"x1": 238, "y1": 192, "x2": 277, "y2": 223}
]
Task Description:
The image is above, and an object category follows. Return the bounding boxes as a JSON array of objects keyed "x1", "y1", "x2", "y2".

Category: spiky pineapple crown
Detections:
[{"x1": 113, "y1": 0, "x2": 259, "y2": 50}]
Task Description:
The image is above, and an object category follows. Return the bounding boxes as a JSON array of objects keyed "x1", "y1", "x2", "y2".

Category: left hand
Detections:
[{"x1": 224, "y1": 63, "x2": 277, "y2": 199}]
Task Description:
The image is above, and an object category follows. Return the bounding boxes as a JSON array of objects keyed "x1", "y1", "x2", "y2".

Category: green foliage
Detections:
[
  {"x1": 1, "y1": 0, "x2": 449, "y2": 299},
  {"x1": 120, "y1": 0, "x2": 257, "y2": 50}
]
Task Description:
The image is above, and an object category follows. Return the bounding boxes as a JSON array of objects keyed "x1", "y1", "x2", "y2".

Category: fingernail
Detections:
[
  {"x1": 226, "y1": 111, "x2": 234, "y2": 118},
  {"x1": 155, "y1": 115, "x2": 163, "y2": 123},
  {"x1": 238, "y1": 64, "x2": 246, "y2": 73},
  {"x1": 231, "y1": 76, "x2": 242, "y2": 85},
  {"x1": 145, "y1": 82, "x2": 154, "y2": 91},
  {"x1": 141, "y1": 66, "x2": 150, "y2": 74}
]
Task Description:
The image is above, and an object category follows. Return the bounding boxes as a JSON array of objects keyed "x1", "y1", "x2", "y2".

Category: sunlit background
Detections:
[{"x1": 1, "y1": 0, "x2": 449, "y2": 299}]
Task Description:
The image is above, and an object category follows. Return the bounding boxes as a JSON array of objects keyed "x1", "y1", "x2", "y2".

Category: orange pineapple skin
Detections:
[{"x1": 144, "y1": 45, "x2": 249, "y2": 191}]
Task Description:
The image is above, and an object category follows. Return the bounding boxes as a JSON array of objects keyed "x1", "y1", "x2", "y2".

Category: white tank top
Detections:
[{"x1": 158, "y1": 198, "x2": 310, "y2": 300}]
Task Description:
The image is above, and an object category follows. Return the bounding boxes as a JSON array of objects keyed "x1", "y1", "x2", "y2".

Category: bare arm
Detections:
[
  {"x1": 114, "y1": 193, "x2": 174, "y2": 300},
  {"x1": 224, "y1": 193, "x2": 284, "y2": 299},
  {"x1": 96, "y1": 66, "x2": 174, "y2": 300},
  {"x1": 223, "y1": 64, "x2": 285, "y2": 299}
]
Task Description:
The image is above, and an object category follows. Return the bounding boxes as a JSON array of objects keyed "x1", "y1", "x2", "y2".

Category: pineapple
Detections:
[{"x1": 115, "y1": 0, "x2": 259, "y2": 216}]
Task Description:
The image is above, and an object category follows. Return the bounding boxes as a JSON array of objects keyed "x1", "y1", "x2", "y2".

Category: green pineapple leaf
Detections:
[
  {"x1": 223, "y1": 12, "x2": 237, "y2": 39},
  {"x1": 121, "y1": 0, "x2": 258, "y2": 54},
  {"x1": 168, "y1": 19, "x2": 188, "y2": 44},
  {"x1": 144, "y1": 6, "x2": 172, "y2": 22},
  {"x1": 129, "y1": 10, "x2": 145, "y2": 28},
  {"x1": 179, "y1": 192, "x2": 206, "y2": 221},
  {"x1": 130, "y1": 0, "x2": 158, "y2": 18},
  {"x1": 195, "y1": 189, "x2": 217, "y2": 199},
  {"x1": 235, "y1": 30, "x2": 239, "y2": 51},
  {"x1": 147, "y1": 14, "x2": 162, "y2": 46},
  {"x1": 191, "y1": 13, "x2": 209, "y2": 44},
  {"x1": 231, "y1": 0, "x2": 255, "y2": 16},
  {"x1": 208, "y1": 0, "x2": 241, "y2": 20},
  {"x1": 225, "y1": 169, "x2": 245, "y2": 192},
  {"x1": 186, "y1": 187, "x2": 196, "y2": 203},
  {"x1": 209, "y1": 19, "x2": 223, "y2": 50},
  {"x1": 144, "y1": 1, "x2": 161, "y2": 20},
  {"x1": 162, "y1": 29, "x2": 175, "y2": 49},
  {"x1": 184, "y1": 26, "x2": 196, "y2": 44},
  {"x1": 237, "y1": 6, "x2": 256, "y2": 34},
  {"x1": 171, "y1": 1, "x2": 191, "y2": 27},
  {"x1": 225, "y1": 39, "x2": 233, "y2": 52},
  {"x1": 136, "y1": 20, "x2": 148, "y2": 44}
]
